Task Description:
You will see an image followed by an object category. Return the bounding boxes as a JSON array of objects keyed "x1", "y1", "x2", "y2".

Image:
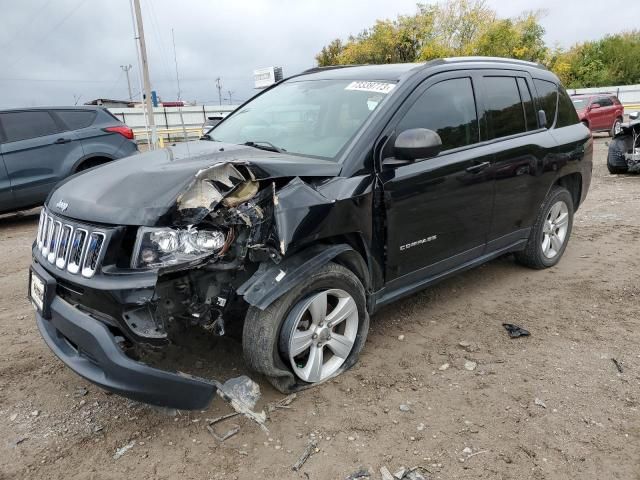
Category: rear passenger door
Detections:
[
  {"x1": 0, "y1": 150, "x2": 13, "y2": 212},
  {"x1": 0, "y1": 110, "x2": 78, "y2": 209},
  {"x1": 478, "y1": 72, "x2": 558, "y2": 250}
]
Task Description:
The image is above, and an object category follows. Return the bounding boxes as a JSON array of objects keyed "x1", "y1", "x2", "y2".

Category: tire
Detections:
[
  {"x1": 515, "y1": 186, "x2": 574, "y2": 269},
  {"x1": 76, "y1": 158, "x2": 109, "y2": 172},
  {"x1": 610, "y1": 117, "x2": 623, "y2": 137},
  {"x1": 607, "y1": 136, "x2": 629, "y2": 174},
  {"x1": 242, "y1": 262, "x2": 369, "y2": 393}
]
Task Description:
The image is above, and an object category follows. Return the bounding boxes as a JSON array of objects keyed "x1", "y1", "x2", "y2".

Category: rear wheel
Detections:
[
  {"x1": 75, "y1": 157, "x2": 110, "y2": 172},
  {"x1": 516, "y1": 186, "x2": 573, "y2": 269},
  {"x1": 242, "y1": 262, "x2": 368, "y2": 393}
]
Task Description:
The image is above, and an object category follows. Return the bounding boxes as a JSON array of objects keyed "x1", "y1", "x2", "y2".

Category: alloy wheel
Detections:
[
  {"x1": 541, "y1": 200, "x2": 569, "y2": 259},
  {"x1": 283, "y1": 289, "x2": 359, "y2": 383}
]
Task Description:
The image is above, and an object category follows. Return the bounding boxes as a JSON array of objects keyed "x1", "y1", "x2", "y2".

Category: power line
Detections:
[
  {"x1": 6, "y1": 0, "x2": 90, "y2": 69},
  {"x1": 0, "y1": 0, "x2": 54, "y2": 51}
]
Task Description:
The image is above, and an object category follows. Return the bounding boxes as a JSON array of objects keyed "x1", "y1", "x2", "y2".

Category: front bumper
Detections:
[{"x1": 32, "y1": 262, "x2": 217, "y2": 410}]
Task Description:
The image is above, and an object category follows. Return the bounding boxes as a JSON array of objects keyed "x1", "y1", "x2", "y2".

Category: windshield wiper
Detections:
[{"x1": 243, "y1": 141, "x2": 286, "y2": 153}]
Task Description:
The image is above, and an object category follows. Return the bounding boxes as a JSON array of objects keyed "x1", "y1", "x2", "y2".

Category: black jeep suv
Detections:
[{"x1": 30, "y1": 57, "x2": 592, "y2": 409}]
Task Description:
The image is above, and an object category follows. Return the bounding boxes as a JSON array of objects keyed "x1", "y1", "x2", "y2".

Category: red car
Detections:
[{"x1": 571, "y1": 93, "x2": 624, "y2": 136}]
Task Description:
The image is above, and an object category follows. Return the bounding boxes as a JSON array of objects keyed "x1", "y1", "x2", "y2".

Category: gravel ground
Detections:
[{"x1": 1, "y1": 137, "x2": 639, "y2": 480}]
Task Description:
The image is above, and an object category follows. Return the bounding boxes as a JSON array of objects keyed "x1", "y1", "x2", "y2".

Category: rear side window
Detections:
[
  {"x1": 396, "y1": 77, "x2": 479, "y2": 152},
  {"x1": 533, "y1": 79, "x2": 558, "y2": 128},
  {"x1": 56, "y1": 110, "x2": 96, "y2": 130},
  {"x1": 0, "y1": 111, "x2": 61, "y2": 143},
  {"x1": 482, "y1": 77, "x2": 527, "y2": 139},
  {"x1": 556, "y1": 88, "x2": 580, "y2": 128},
  {"x1": 597, "y1": 96, "x2": 613, "y2": 107},
  {"x1": 516, "y1": 78, "x2": 538, "y2": 131}
]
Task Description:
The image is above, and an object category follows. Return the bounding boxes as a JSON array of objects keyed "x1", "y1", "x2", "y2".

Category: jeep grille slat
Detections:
[{"x1": 37, "y1": 210, "x2": 108, "y2": 278}]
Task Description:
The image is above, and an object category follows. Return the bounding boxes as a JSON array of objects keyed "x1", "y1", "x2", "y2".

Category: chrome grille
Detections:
[{"x1": 36, "y1": 210, "x2": 107, "y2": 278}]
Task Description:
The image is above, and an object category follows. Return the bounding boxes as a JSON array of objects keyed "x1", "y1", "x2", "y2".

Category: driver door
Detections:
[{"x1": 378, "y1": 73, "x2": 495, "y2": 290}]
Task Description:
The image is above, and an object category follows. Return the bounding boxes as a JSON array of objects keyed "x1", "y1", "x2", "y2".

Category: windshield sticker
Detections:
[{"x1": 345, "y1": 81, "x2": 395, "y2": 94}]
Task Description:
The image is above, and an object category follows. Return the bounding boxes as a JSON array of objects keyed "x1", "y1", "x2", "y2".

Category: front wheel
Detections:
[
  {"x1": 242, "y1": 262, "x2": 369, "y2": 393},
  {"x1": 515, "y1": 186, "x2": 574, "y2": 269}
]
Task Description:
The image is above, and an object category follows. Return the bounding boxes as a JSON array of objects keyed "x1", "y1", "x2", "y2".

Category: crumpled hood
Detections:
[{"x1": 47, "y1": 141, "x2": 341, "y2": 226}]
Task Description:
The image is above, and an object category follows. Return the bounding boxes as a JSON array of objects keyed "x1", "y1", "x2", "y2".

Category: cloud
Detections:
[{"x1": 0, "y1": 0, "x2": 635, "y2": 108}]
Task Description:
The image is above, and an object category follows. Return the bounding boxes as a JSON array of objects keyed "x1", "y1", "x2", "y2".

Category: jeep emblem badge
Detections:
[{"x1": 55, "y1": 200, "x2": 69, "y2": 212}]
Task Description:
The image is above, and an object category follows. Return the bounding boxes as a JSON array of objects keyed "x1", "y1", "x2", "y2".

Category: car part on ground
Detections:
[{"x1": 608, "y1": 115, "x2": 640, "y2": 174}]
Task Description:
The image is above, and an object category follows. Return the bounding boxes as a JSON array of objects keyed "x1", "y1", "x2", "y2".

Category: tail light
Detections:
[{"x1": 104, "y1": 125, "x2": 134, "y2": 140}]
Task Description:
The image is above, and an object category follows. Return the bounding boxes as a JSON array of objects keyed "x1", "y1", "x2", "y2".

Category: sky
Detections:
[{"x1": 0, "y1": 0, "x2": 637, "y2": 108}]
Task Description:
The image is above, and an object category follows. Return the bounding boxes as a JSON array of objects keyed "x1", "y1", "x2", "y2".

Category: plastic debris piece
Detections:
[{"x1": 502, "y1": 323, "x2": 530, "y2": 338}]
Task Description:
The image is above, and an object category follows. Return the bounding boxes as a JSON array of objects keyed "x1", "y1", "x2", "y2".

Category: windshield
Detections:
[
  {"x1": 572, "y1": 98, "x2": 588, "y2": 109},
  {"x1": 209, "y1": 79, "x2": 395, "y2": 160}
]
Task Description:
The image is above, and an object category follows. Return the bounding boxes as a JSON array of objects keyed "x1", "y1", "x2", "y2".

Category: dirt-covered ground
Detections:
[{"x1": 1, "y1": 137, "x2": 639, "y2": 480}]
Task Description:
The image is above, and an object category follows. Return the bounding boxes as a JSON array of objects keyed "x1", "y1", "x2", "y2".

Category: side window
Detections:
[
  {"x1": 556, "y1": 87, "x2": 580, "y2": 128},
  {"x1": 55, "y1": 110, "x2": 96, "y2": 130},
  {"x1": 533, "y1": 79, "x2": 558, "y2": 128},
  {"x1": 0, "y1": 111, "x2": 61, "y2": 143},
  {"x1": 597, "y1": 96, "x2": 612, "y2": 107},
  {"x1": 396, "y1": 77, "x2": 479, "y2": 152},
  {"x1": 516, "y1": 77, "x2": 538, "y2": 131},
  {"x1": 482, "y1": 76, "x2": 527, "y2": 139}
]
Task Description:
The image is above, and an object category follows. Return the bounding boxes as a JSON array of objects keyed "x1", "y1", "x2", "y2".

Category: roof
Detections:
[
  {"x1": 295, "y1": 57, "x2": 550, "y2": 83},
  {"x1": 0, "y1": 105, "x2": 103, "y2": 113}
]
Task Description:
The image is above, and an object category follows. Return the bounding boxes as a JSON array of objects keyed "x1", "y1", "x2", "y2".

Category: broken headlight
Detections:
[{"x1": 132, "y1": 227, "x2": 226, "y2": 269}]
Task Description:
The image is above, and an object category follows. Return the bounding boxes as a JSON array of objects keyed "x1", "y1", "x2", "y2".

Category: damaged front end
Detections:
[{"x1": 32, "y1": 156, "x2": 350, "y2": 413}]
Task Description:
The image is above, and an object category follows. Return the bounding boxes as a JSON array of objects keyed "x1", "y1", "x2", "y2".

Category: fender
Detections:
[{"x1": 237, "y1": 243, "x2": 366, "y2": 310}]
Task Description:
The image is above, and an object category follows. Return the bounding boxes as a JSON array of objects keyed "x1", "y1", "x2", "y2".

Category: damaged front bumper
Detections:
[{"x1": 32, "y1": 261, "x2": 218, "y2": 409}]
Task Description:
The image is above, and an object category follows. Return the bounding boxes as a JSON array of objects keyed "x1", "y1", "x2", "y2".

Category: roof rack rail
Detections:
[
  {"x1": 302, "y1": 64, "x2": 361, "y2": 74},
  {"x1": 442, "y1": 56, "x2": 546, "y2": 69}
]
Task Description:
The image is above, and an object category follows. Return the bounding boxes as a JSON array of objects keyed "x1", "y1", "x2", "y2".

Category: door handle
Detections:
[
  {"x1": 54, "y1": 138, "x2": 71, "y2": 144},
  {"x1": 465, "y1": 161, "x2": 490, "y2": 173}
]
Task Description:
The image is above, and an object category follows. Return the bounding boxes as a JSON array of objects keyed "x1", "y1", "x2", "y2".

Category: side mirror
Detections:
[
  {"x1": 590, "y1": 103, "x2": 601, "y2": 110},
  {"x1": 393, "y1": 128, "x2": 442, "y2": 161},
  {"x1": 629, "y1": 111, "x2": 639, "y2": 120},
  {"x1": 537, "y1": 110, "x2": 547, "y2": 129}
]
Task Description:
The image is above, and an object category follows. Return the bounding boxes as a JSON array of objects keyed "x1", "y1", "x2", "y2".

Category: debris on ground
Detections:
[
  {"x1": 73, "y1": 387, "x2": 88, "y2": 398},
  {"x1": 267, "y1": 393, "x2": 297, "y2": 413},
  {"x1": 464, "y1": 360, "x2": 477, "y2": 371},
  {"x1": 398, "y1": 335, "x2": 405, "y2": 341},
  {"x1": 214, "y1": 375, "x2": 268, "y2": 433},
  {"x1": 611, "y1": 358, "x2": 624, "y2": 373},
  {"x1": 390, "y1": 466, "x2": 430, "y2": 479},
  {"x1": 292, "y1": 440, "x2": 318, "y2": 471},
  {"x1": 534, "y1": 398, "x2": 547, "y2": 409},
  {"x1": 113, "y1": 441, "x2": 136, "y2": 460},
  {"x1": 345, "y1": 468, "x2": 370, "y2": 479},
  {"x1": 380, "y1": 466, "x2": 394, "y2": 480},
  {"x1": 14, "y1": 437, "x2": 29, "y2": 447},
  {"x1": 502, "y1": 323, "x2": 530, "y2": 338},
  {"x1": 31, "y1": 410, "x2": 39, "y2": 417},
  {"x1": 207, "y1": 423, "x2": 240, "y2": 442},
  {"x1": 438, "y1": 363, "x2": 450, "y2": 371},
  {"x1": 462, "y1": 450, "x2": 488, "y2": 462},
  {"x1": 9, "y1": 413, "x2": 17, "y2": 422},
  {"x1": 399, "y1": 404, "x2": 411, "y2": 412}
]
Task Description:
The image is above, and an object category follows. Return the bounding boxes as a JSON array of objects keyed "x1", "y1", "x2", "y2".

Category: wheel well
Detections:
[
  {"x1": 75, "y1": 156, "x2": 112, "y2": 172},
  {"x1": 317, "y1": 234, "x2": 371, "y2": 291},
  {"x1": 554, "y1": 173, "x2": 582, "y2": 209}
]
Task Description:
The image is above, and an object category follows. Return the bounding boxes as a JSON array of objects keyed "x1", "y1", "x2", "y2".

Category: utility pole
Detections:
[
  {"x1": 120, "y1": 64, "x2": 133, "y2": 100},
  {"x1": 132, "y1": 0, "x2": 157, "y2": 148},
  {"x1": 215, "y1": 77, "x2": 223, "y2": 106},
  {"x1": 171, "y1": 28, "x2": 188, "y2": 142},
  {"x1": 227, "y1": 90, "x2": 234, "y2": 105}
]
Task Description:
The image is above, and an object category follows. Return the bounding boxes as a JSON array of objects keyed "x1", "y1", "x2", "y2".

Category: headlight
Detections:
[{"x1": 132, "y1": 227, "x2": 226, "y2": 269}]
